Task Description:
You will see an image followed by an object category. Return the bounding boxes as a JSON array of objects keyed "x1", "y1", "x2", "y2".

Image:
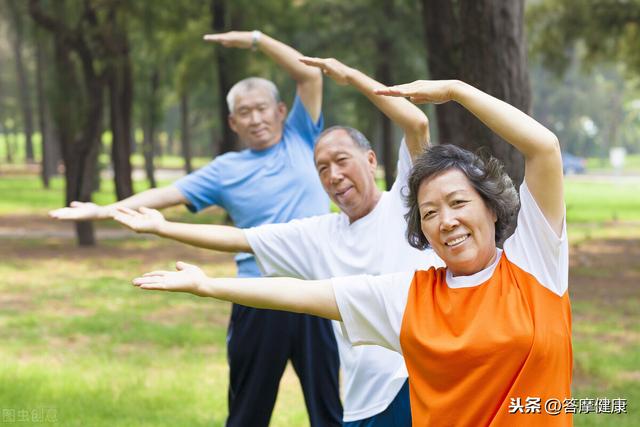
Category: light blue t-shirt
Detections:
[{"x1": 174, "y1": 96, "x2": 330, "y2": 277}]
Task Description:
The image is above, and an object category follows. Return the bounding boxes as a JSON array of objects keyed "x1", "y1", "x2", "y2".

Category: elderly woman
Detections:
[{"x1": 133, "y1": 80, "x2": 570, "y2": 426}]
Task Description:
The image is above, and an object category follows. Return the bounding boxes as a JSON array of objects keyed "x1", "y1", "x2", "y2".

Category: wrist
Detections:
[
  {"x1": 101, "y1": 206, "x2": 116, "y2": 220},
  {"x1": 251, "y1": 30, "x2": 262, "y2": 51}
]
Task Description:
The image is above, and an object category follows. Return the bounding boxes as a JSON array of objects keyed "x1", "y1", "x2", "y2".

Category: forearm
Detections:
[
  {"x1": 347, "y1": 68, "x2": 429, "y2": 157},
  {"x1": 156, "y1": 221, "x2": 252, "y2": 253},
  {"x1": 107, "y1": 186, "x2": 186, "y2": 216},
  {"x1": 450, "y1": 81, "x2": 559, "y2": 159},
  {"x1": 200, "y1": 276, "x2": 341, "y2": 320},
  {"x1": 258, "y1": 33, "x2": 320, "y2": 85}
]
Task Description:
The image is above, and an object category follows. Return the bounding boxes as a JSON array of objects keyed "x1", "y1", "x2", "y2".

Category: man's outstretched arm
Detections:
[
  {"x1": 204, "y1": 31, "x2": 322, "y2": 122},
  {"x1": 300, "y1": 57, "x2": 429, "y2": 159},
  {"x1": 49, "y1": 185, "x2": 187, "y2": 221},
  {"x1": 113, "y1": 207, "x2": 252, "y2": 253}
]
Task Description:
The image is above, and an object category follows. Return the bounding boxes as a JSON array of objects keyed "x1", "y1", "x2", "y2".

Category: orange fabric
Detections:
[{"x1": 400, "y1": 253, "x2": 572, "y2": 426}]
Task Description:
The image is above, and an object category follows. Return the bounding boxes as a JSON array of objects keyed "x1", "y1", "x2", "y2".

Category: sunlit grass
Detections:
[{"x1": 0, "y1": 237, "x2": 309, "y2": 426}]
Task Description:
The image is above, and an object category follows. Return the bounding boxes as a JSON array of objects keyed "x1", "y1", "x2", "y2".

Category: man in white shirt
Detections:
[{"x1": 115, "y1": 58, "x2": 443, "y2": 426}]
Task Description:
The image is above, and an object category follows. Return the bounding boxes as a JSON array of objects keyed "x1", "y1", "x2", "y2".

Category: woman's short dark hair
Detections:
[{"x1": 405, "y1": 144, "x2": 520, "y2": 249}]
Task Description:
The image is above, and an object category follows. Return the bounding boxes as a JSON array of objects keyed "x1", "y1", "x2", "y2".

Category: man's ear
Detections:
[
  {"x1": 228, "y1": 114, "x2": 238, "y2": 133},
  {"x1": 277, "y1": 102, "x2": 287, "y2": 120},
  {"x1": 367, "y1": 150, "x2": 378, "y2": 173}
]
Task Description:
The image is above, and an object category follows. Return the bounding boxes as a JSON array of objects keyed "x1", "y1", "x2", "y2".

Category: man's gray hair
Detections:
[
  {"x1": 316, "y1": 125, "x2": 372, "y2": 151},
  {"x1": 226, "y1": 77, "x2": 281, "y2": 112}
]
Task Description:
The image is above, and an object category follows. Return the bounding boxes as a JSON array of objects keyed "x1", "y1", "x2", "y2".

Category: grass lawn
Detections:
[{"x1": 0, "y1": 171, "x2": 638, "y2": 425}]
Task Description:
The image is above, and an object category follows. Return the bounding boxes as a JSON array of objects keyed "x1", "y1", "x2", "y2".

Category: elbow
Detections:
[{"x1": 409, "y1": 116, "x2": 430, "y2": 146}]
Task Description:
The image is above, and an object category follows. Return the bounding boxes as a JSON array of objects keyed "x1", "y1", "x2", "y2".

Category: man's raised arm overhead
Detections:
[
  {"x1": 300, "y1": 57, "x2": 429, "y2": 159},
  {"x1": 204, "y1": 31, "x2": 322, "y2": 122}
]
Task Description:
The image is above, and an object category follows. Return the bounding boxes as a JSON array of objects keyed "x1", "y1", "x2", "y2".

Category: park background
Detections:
[{"x1": 0, "y1": 0, "x2": 639, "y2": 425}]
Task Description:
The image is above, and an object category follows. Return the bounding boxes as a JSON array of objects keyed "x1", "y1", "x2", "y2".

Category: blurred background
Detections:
[{"x1": 0, "y1": 0, "x2": 638, "y2": 426}]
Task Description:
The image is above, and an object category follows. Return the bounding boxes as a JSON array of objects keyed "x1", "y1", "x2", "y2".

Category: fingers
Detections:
[
  {"x1": 299, "y1": 56, "x2": 325, "y2": 67},
  {"x1": 374, "y1": 85, "x2": 412, "y2": 97},
  {"x1": 176, "y1": 261, "x2": 197, "y2": 271}
]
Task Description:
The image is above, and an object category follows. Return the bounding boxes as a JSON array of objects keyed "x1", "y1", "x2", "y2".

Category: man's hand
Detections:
[
  {"x1": 112, "y1": 207, "x2": 166, "y2": 234},
  {"x1": 375, "y1": 80, "x2": 459, "y2": 105},
  {"x1": 203, "y1": 31, "x2": 254, "y2": 49},
  {"x1": 299, "y1": 57, "x2": 353, "y2": 86},
  {"x1": 132, "y1": 261, "x2": 209, "y2": 296},
  {"x1": 49, "y1": 201, "x2": 112, "y2": 221}
]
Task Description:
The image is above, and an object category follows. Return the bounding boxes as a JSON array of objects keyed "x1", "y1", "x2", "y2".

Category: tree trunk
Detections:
[
  {"x1": 375, "y1": 5, "x2": 396, "y2": 190},
  {"x1": 211, "y1": 0, "x2": 243, "y2": 154},
  {"x1": 8, "y1": 0, "x2": 35, "y2": 162},
  {"x1": 421, "y1": 0, "x2": 530, "y2": 186},
  {"x1": 35, "y1": 33, "x2": 59, "y2": 188},
  {"x1": 107, "y1": 23, "x2": 134, "y2": 200},
  {"x1": 29, "y1": 0, "x2": 107, "y2": 246},
  {"x1": 180, "y1": 93, "x2": 193, "y2": 174},
  {"x1": 142, "y1": 69, "x2": 159, "y2": 188}
]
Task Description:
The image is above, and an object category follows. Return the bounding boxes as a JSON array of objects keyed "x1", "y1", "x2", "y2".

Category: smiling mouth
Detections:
[
  {"x1": 445, "y1": 234, "x2": 470, "y2": 247},
  {"x1": 335, "y1": 187, "x2": 352, "y2": 199}
]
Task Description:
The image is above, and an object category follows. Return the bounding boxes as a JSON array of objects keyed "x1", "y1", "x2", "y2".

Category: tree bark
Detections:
[
  {"x1": 375, "y1": 2, "x2": 396, "y2": 190},
  {"x1": 142, "y1": 69, "x2": 159, "y2": 188},
  {"x1": 421, "y1": 0, "x2": 530, "y2": 186},
  {"x1": 180, "y1": 93, "x2": 193, "y2": 174},
  {"x1": 211, "y1": 0, "x2": 243, "y2": 154},
  {"x1": 35, "y1": 33, "x2": 59, "y2": 188},
  {"x1": 106, "y1": 10, "x2": 134, "y2": 200},
  {"x1": 8, "y1": 0, "x2": 35, "y2": 162}
]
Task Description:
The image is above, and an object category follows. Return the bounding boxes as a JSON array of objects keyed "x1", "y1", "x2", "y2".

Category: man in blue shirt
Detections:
[{"x1": 50, "y1": 31, "x2": 341, "y2": 427}]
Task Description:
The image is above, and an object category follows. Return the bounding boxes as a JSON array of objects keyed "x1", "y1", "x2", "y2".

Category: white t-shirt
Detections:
[
  {"x1": 332, "y1": 181, "x2": 568, "y2": 354},
  {"x1": 244, "y1": 140, "x2": 444, "y2": 421}
]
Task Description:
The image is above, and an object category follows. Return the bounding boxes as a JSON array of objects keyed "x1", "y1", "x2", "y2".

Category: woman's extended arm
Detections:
[
  {"x1": 376, "y1": 80, "x2": 564, "y2": 235},
  {"x1": 132, "y1": 262, "x2": 341, "y2": 320}
]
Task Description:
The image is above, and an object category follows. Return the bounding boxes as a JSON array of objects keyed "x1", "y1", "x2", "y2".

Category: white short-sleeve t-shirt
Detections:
[
  {"x1": 332, "y1": 181, "x2": 568, "y2": 354},
  {"x1": 244, "y1": 140, "x2": 444, "y2": 421}
]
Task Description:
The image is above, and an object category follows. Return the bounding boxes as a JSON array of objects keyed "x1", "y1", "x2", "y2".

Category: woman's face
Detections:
[{"x1": 417, "y1": 168, "x2": 498, "y2": 276}]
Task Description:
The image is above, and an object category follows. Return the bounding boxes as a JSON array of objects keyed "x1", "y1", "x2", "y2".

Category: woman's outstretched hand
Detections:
[
  {"x1": 133, "y1": 261, "x2": 208, "y2": 296},
  {"x1": 375, "y1": 80, "x2": 459, "y2": 104}
]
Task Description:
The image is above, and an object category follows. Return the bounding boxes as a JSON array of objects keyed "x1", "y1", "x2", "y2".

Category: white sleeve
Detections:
[
  {"x1": 332, "y1": 271, "x2": 414, "y2": 354},
  {"x1": 244, "y1": 217, "x2": 323, "y2": 279},
  {"x1": 389, "y1": 139, "x2": 411, "y2": 196},
  {"x1": 503, "y1": 181, "x2": 568, "y2": 296}
]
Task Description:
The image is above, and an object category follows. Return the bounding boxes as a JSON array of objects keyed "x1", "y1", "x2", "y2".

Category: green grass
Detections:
[
  {"x1": 0, "y1": 238, "x2": 309, "y2": 426},
  {"x1": 586, "y1": 154, "x2": 640, "y2": 173},
  {"x1": 564, "y1": 179, "x2": 640, "y2": 223}
]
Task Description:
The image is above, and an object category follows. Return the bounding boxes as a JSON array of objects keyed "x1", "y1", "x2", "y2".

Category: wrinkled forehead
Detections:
[
  {"x1": 418, "y1": 168, "x2": 477, "y2": 204},
  {"x1": 314, "y1": 130, "x2": 363, "y2": 162},
  {"x1": 232, "y1": 86, "x2": 278, "y2": 111}
]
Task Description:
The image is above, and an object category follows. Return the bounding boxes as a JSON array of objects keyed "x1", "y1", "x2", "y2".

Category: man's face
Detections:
[
  {"x1": 314, "y1": 130, "x2": 380, "y2": 222},
  {"x1": 228, "y1": 87, "x2": 287, "y2": 150}
]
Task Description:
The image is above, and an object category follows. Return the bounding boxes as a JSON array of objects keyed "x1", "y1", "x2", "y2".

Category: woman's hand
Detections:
[
  {"x1": 375, "y1": 80, "x2": 459, "y2": 104},
  {"x1": 132, "y1": 261, "x2": 209, "y2": 296}
]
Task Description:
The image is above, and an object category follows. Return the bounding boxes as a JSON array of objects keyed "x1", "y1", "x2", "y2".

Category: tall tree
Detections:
[
  {"x1": 7, "y1": 0, "x2": 35, "y2": 162},
  {"x1": 421, "y1": 0, "x2": 530, "y2": 185},
  {"x1": 34, "y1": 27, "x2": 59, "y2": 187},
  {"x1": 29, "y1": 0, "x2": 107, "y2": 245},
  {"x1": 103, "y1": 4, "x2": 134, "y2": 200}
]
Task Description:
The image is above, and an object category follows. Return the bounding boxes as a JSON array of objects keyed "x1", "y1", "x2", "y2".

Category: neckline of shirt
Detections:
[
  {"x1": 339, "y1": 190, "x2": 389, "y2": 228},
  {"x1": 445, "y1": 248, "x2": 503, "y2": 289}
]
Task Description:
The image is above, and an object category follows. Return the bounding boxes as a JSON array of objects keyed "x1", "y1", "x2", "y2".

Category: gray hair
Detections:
[
  {"x1": 226, "y1": 77, "x2": 281, "y2": 112},
  {"x1": 405, "y1": 144, "x2": 520, "y2": 249},
  {"x1": 316, "y1": 125, "x2": 372, "y2": 151}
]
